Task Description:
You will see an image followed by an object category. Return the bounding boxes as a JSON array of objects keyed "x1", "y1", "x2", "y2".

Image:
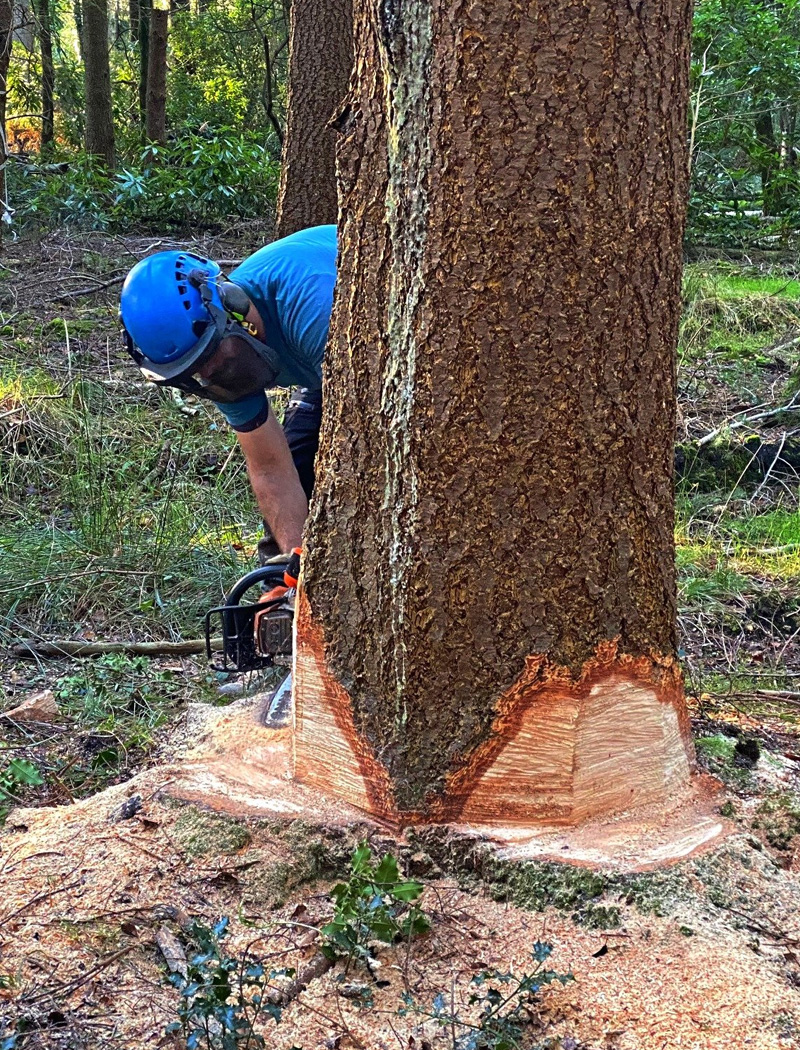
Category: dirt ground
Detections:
[
  {"x1": 2, "y1": 688, "x2": 800, "y2": 1050},
  {"x1": 5, "y1": 233, "x2": 800, "y2": 1048}
]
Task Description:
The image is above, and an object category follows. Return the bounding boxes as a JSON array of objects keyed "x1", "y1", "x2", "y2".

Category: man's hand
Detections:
[
  {"x1": 259, "y1": 548, "x2": 301, "y2": 604},
  {"x1": 236, "y1": 413, "x2": 307, "y2": 552}
]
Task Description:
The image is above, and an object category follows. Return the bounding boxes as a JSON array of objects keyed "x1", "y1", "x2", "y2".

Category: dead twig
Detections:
[
  {"x1": 12, "y1": 637, "x2": 222, "y2": 657},
  {"x1": 706, "y1": 688, "x2": 800, "y2": 707},
  {"x1": 697, "y1": 388, "x2": 800, "y2": 448},
  {"x1": 0, "y1": 877, "x2": 85, "y2": 929},
  {"x1": 33, "y1": 944, "x2": 135, "y2": 1001},
  {"x1": 751, "y1": 429, "x2": 788, "y2": 500}
]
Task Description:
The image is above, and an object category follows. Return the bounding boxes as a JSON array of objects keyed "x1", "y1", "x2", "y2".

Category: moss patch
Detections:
[
  {"x1": 172, "y1": 806, "x2": 252, "y2": 857},
  {"x1": 695, "y1": 735, "x2": 737, "y2": 762},
  {"x1": 242, "y1": 821, "x2": 361, "y2": 908},
  {"x1": 752, "y1": 793, "x2": 800, "y2": 851}
]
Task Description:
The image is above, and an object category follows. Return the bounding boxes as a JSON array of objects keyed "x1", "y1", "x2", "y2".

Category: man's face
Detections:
[{"x1": 191, "y1": 333, "x2": 275, "y2": 402}]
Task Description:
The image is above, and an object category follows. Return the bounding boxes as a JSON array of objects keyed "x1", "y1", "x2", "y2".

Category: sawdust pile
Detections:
[{"x1": 0, "y1": 695, "x2": 799, "y2": 1049}]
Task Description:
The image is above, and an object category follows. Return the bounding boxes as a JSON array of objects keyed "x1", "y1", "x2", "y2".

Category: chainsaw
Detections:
[
  {"x1": 204, "y1": 561, "x2": 294, "y2": 674},
  {"x1": 204, "y1": 553, "x2": 298, "y2": 724}
]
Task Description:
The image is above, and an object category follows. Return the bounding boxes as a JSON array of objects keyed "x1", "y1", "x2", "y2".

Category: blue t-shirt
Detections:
[{"x1": 212, "y1": 225, "x2": 337, "y2": 431}]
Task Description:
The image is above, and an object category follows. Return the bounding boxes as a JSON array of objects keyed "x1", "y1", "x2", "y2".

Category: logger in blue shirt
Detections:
[{"x1": 119, "y1": 225, "x2": 336, "y2": 562}]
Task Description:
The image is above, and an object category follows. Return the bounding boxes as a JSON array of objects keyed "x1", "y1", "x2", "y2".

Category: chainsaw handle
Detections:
[{"x1": 224, "y1": 564, "x2": 288, "y2": 606}]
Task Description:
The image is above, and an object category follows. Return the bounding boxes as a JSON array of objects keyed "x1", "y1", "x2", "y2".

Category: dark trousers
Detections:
[{"x1": 258, "y1": 387, "x2": 323, "y2": 562}]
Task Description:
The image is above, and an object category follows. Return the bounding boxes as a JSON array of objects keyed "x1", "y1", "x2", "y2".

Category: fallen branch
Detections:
[
  {"x1": 273, "y1": 951, "x2": 334, "y2": 1005},
  {"x1": 55, "y1": 273, "x2": 127, "y2": 301},
  {"x1": 12, "y1": 637, "x2": 222, "y2": 658},
  {"x1": 697, "y1": 389, "x2": 800, "y2": 448},
  {"x1": 35, "y1": 944, "x2": 135, "y2": 1001},
  {"x1": 707, "y1": 689, "x2": 800, "y2": 707}
]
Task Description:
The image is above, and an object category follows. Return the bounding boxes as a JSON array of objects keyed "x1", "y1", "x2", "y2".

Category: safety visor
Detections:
[{"x1": 122, "y1": 297, "x2": 281, "y2": 404}]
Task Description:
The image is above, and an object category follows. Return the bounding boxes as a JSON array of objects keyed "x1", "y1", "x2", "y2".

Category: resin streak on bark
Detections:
[{"x1": 297, "y1": 0, "x2": 694, "y2": 818}]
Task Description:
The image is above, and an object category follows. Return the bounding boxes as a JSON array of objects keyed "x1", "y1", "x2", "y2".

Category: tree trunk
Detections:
[
  {"x1": 294, "y1": 0, "x2": 695, "y2": 827},
  {"x1": 274, "y1": 0, "x2": 352, "y2": 238},
  {"x1": 128, "y1": 0, "x2": 138, "y2": 41},
  {"x1": 755, "y1": 106, "x2": 780, "y2": 216},
  {"x1": 34, "y1": 0, "x2": 54, "y2": 152},
  {"x1": 145, "y1": 5, "x2": 167, "y2": 142},
  {"x1": 138, "y1": 0, "x2": 150, "y2": 126},
  {"x1": 73, "y1": 0, "x2": 84, "y2": 59},
  {"x1": 83, "y1": 0, "x2": 115, "y2": 166},
  {"x1": 0, "y1": 0, "x2": 12, "y2": 247}
]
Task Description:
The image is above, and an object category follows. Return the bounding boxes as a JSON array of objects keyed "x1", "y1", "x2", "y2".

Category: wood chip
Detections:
[{"x1": 155, "y1": 926, "x2": 188, "y2": 978}]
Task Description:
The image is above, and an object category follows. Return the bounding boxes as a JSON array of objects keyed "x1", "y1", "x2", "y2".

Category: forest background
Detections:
[
  {"x1": 3, "y1": 0, "x2": 800, "y2": 820},
  {"x1": 3, "y1": 0, "x2": 800, "y2": 242}
]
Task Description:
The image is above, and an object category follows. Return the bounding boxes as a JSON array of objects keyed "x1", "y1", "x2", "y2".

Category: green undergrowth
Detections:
[
  {"x1": 0, "y1": 652, "x2": 210, "y2": 814},
  {"x1": 0, "y1": 332, "x2": 258, "y2": 641},
  {"x1": 680, "y1": 262, "x2": 800, "y2": 399}
]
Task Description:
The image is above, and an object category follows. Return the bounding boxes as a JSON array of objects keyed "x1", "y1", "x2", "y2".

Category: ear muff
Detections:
[{"x1": 219, "y1": 281, "x2": 253, "y2": 322}]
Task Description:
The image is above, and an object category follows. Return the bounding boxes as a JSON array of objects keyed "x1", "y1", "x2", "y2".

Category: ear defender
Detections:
[{"x1": 219, "y1": 281, "x2": 253, "y2": 322}]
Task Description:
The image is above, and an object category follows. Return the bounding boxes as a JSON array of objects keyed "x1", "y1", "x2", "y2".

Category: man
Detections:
[{"x1": 120, "y1": 225, "x2": 337, "y2": 564}]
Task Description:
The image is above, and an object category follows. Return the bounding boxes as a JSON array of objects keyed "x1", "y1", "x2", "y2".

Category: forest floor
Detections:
[{"x1": 3, "y1": 232, "x2": 800, "y2": 1048}]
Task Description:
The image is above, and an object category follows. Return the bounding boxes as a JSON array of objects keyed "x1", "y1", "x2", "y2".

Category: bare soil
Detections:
[{"x1": 1, "y1": 690, "x2": 800, "y2": 1049}]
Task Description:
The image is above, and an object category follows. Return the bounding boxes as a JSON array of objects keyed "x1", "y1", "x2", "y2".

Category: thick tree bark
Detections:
[
  {"x1": 34, "y1": 0, "x2": 54, "y2": 151},
  {"x1": 83, "y1": 0, "x2": 115, "y2": 166},
  {"x1": 274, "y1": 0, "x2": 352, "y2": 238},
  {"x1": 145, "y1": 5, "x2": 167, "y2": 142},
  {"x1": 0, "y1": 0, "x2": 11, "y2": 246},
  {"x1": 294, "y1": 0, "x2": 695, "y2": 826}
]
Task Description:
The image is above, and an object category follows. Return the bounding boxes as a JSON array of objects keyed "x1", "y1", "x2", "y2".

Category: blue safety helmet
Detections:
[
  {"x1": 119, "y1": 250, "x2": 281, "y2": 403},
  {"x1": 120, "y1": 250, "x2": 225, "y2": 368}
]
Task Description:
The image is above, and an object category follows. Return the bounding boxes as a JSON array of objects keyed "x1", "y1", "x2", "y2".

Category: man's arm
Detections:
[{"x1": 235, "y1": 410, "x2": 308, "y2": 553}]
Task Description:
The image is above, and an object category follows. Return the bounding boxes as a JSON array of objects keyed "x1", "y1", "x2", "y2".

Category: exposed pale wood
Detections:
[
  {"x1": 292, "y1": 593, "x2": 382, "y2": 816},
  {"x1": 160, "y1": 685, "x2": 724, "y2": 872},
  {"x1": 293, "y1": 591, "x2": 695, "y2": 828}
]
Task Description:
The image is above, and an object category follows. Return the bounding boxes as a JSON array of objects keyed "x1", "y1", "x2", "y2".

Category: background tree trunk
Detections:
[
  {"x1": 0, "y1": 0, "x2": 12, "y2": 247},
  {"x1": 274, "y1": 0, "x2": 352, "y2": 238},
  {"x1": 145, "y1": 5, "x2": 167, "y2": 142},
  {"x1": 138, "y1": 0, "x2": 150, "y2": 126},
  {"x1": 83, "y1": 0, "x2": 115, "y2": 166},
  {"x1": 128, "y1": 0, "x2": 138, "y2": 41},
  {"x1": 34, "y1": 0, "x2": 54, "y2": 152},
  {"x1": 755, "y1": 106, "x2": 780, "y2": 215},
  {"x1": 294, "y1": 0, "x2": 695, "y2": 826},
  {"x1": 73, "y1": 0, "x2": 84, "y2": 59}
]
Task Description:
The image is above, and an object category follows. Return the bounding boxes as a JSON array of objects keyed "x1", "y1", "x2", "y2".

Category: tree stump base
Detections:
[
  {"x1": 166, "y1": 689, "x2": 727, "y2": 874},
  {"x1": 293, "y1": 593, "x2": 699, "y2": 830}
]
